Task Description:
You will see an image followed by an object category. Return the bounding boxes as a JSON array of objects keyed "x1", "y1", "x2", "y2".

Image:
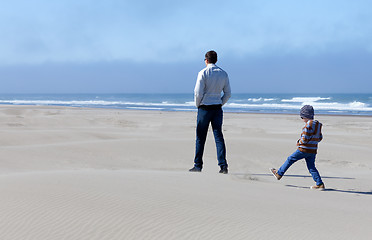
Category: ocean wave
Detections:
[
  {"x1": 127, "y1": 107, "x2": 164, "y2": 110},
  {"x1": 227, "y1": 101, "x2": 372, "y2": 112},
  {"x1": 2, "y1": 99, "x2": 371, "y2": 112},
  {"x1": 0, "y1": 99, "x2": 195, "y2": 107},
  {"x1": 1, "y1": 94, "x2": 371, "y2": 115},
  {"x1": 281, "y1": 97, "x2": 331, "y2": 103},
  {"x1": 247, "y1": 98, "x2": 276, "y2": 102},
  {"x1": 0, "y1": 100, "x2": 121, "y2": 105}
]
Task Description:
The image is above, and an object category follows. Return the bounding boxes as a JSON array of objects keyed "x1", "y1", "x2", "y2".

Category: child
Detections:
[{"x1": 270, "y1": 105, "x2": 325, "y2": 189}]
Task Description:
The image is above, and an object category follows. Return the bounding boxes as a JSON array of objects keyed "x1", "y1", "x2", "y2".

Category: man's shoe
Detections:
[
  {"x1": 310, "y1": 183, "x2": 325, "y2": 190},
  {"x1": 189, "y1": 167, "x2": 202, "y2": 172},
  {"x1": 219, "y1": 168, "x2": 228, "y2": 174},
  {"x1": 270, "y1": 168, "x2": 282, "y2": 180}
]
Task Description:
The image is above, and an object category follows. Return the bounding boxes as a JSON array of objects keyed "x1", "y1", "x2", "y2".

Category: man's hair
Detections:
[{"x1": 205, "y1": 50, "x2": 217, "y2": 64}]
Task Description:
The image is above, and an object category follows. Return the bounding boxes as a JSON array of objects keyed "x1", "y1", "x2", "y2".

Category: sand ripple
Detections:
[{"x1": 1, "y1": 170, "x2": 372, "y2": 240}]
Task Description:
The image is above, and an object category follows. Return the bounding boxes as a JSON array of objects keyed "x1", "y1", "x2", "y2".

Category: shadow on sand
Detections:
[
  {"x1": 285, "y1": 184, "x2": 372, "y2": 196},
  {"x1": 249, "y1": 173, "x2": 355, "y2": 180},
  {"x1": 232, "y1": 173, "x2": 372, "y2": 196}
]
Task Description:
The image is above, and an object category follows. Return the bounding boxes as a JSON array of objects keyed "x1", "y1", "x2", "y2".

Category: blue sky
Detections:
[{"x1": 1, "y1": 0, "x2": 372, "y2": 93}]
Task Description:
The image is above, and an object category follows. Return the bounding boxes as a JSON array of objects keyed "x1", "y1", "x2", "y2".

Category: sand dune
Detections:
[{"x1": 0, "y1": 106, "x2": 371, "y2": 240}]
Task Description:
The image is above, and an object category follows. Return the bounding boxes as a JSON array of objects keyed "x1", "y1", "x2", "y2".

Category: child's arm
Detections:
[
  {"x1": 318, "y1": 125, "x2": 323, "y2": 142},
  {"x1": 297, "y1": 122, "x2": 313, "y2": 145}
]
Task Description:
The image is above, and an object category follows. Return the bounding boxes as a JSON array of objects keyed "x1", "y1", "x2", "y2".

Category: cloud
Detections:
[{"x1": 1, "y1": 0, "x2": 372, "y2": 65}]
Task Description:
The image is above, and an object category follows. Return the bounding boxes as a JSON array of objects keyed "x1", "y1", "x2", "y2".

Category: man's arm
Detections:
[
  {"x1": 194, "y1": 72, "x2": 205, "y2": 107},
  {"x1": 221, "y1": 75, "x2": 231, "y2": 105}
]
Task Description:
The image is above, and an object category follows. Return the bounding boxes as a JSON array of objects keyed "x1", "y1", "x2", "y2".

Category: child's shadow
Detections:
[
  {"x1": 249, "y1": 174, "x2": 372, "y2": 196},
  {"x1": 278, "y1": 174, "x2": 372, "y2": 195},
  {"x1": 251, "y1": 173, "x2": 355, "y2": 180},
  {"x1": 285, "y1": 184, "x2": 372, "y2": 196}
]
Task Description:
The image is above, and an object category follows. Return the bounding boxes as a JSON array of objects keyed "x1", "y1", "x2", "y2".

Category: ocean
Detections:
[{"x1": 0, "y1": 93, "x2": 372, "y2": 116}]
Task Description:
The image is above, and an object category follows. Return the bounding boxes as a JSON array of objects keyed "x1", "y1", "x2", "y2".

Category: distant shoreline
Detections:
[
  {"x1": 1, "y1": 92, "x2": 371, "y2": 116},
  {"x1": 1, "y1": 104, "x2": 371, "y2": 118}
]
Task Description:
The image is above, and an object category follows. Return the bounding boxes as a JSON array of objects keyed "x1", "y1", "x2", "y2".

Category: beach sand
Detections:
[{"x1": 0, "y1": 105, "x2": 371, "y2": 240}]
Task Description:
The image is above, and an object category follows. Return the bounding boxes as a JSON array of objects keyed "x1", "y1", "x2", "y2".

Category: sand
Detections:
[{"x1": 0, "y1": 105, "x2": 371, "y2": 240}]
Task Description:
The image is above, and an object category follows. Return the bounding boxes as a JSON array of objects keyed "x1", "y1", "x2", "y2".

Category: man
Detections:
[{"x1": 189, "y1": 50, "x2": 231, "y2": 174}]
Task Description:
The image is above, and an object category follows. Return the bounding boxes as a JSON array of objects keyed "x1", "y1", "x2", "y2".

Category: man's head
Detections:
[{"x1": 205, "y1": 50, "x2": 218, "y2": 64}]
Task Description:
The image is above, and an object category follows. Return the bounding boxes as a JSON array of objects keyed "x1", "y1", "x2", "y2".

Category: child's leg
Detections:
[
  {"x1": 277, "y1": 149, "x2": 305, "y2": 176},
  {"x1": 304, "y1": 154, "x2": 323, "y2": 186}
]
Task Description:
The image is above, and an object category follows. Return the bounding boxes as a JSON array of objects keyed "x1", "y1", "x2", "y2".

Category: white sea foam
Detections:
[
  {"x1": 228, "y1": 103, "x2": 301, "y2": 109},
  {"x1": 227, "y1": 101, "x2": 372, "y2": 112},
  {"x1": 1, "y1": 94, "x2": 371, "y2": 115},
  {"x1": 172, "y1": 108, "x2": 196, "y2": 111},
  {"x1": 0, "y1": 100, "x2": 195, "y2": 107},
  {"x1": 248, "y1": 98, "x2": 263, "y2": 102},
  {"x1": 309, "y1": 101, "x2": 371, "y2": 111},
  {"x1": 281, "y1": 97, "x2": 331, "y2": 103},
  {"x1": 185, "y1": 101, "x2": 196, "y2": 106},
  {"x1": 248, "y1": 98, "x2": 276, "y2": 102},
  {"x1": 127, "y1": 107, "x2": 164, "y2": 110},
  {"x1": 0, "y1": 100, "x2": 123, "y2": 105}
]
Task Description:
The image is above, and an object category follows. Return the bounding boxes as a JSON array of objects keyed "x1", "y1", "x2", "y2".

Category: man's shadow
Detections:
[{"x1": 246, "y1": 174, "x2": 372, "y2": 196}]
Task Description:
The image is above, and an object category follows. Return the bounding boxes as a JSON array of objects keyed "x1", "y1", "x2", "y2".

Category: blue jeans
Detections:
[
  {"x1": 278, "y1": 149, "x2": 323, "y2": 185},
  {"x1": 193, "y1": 107, "x2": 228, "y2": 169}
]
